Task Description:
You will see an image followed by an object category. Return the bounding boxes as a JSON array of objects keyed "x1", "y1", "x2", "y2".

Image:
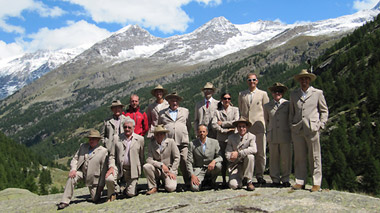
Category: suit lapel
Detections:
[{"x1": 165, "y1": 109, "x2": 174, "y2": 121}]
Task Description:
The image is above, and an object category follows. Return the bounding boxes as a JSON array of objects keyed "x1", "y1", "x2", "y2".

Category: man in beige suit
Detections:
[
  {"x1": 57, "y1": 130, "x2": 108, "y2": 210},
  {"x1": 289, "y1": 69, "x2": 328, "y2": 192},
  {"x1": 226, "y1": 117, "x2": 257, "y2": 191},
  {"x1": 194, "y1": 82, "x2": 219, "y2": 139},
  {"x1": 158, "y1": 92, "x2": 191, "y2": 188},
  {"x1": 238, "y1": 73, "x2": 269, "y2": 184},
  {"x1": 102, "y1": 100, "x2": 128, "y2": 150},
  {"x1": 105, "y1": 117, "x2": 145, "y2": 201},
  {"x1": 143, "y1": 124, "x2": 180, "y2": 195},
  {"x1": 264, "y1": 83, "x2": 292, "y2": 187},
  {"x1": 187, "y1": 125, "x2": 222, "y2": 191},
  {"x1": 146, "y1": 85, "x2": 169, "y2": 139}
]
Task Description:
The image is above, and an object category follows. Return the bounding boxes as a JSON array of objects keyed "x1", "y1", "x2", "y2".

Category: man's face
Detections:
[
  {"x1": 247, "y1": 74, "x2": 258, "y2": 89},
  {"x1": 299, "y1": 77, "x2": 311, "y2": 89},
  {"x1": 271, "y1": 90, "x2": 283, "y2": 102},
  {"x1": 123, "y1": 123, "x2": 134, "y2": 137},
  {"x1": 203, "y1": 89, "x2": 214, "y2": 99},
  {"x1": 198, "y1": 125, "x2": 208, "y2": 141},
  {"x1": 111, "y1": 106, "x2": 123, "y2": 117},
  {"x1": 168, "y1": 98, "x2": 179, "y2": 110},
  {"x1": 130, "y1": 96, "x2": 139, "y2": 109},
  {"x1": 154, "y1": 132, "x2": 166, "y2": 144},
  {"x1": 154, "y1": 90, "x2": 164, "y2": 99},
  {"x1": 88, "y1": 137, "x2": 100, "y2": 149},
  {"x1": 237, "y1": 123, "x2": 247, "y2": 136}
]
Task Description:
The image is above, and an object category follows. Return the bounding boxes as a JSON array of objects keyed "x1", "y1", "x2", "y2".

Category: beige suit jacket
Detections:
[
  {"x1": 211, "y1": 106, "x2": 239, "y2": 142},
  {"x1": 70, "y1": 143, "x2": 108, "y2": 187},
  {"x1": 264, "y1": 99, "x2": 291, "y2": 144},
  {"x1": 238, "y1": 88, "x2": 269, "y2": 134},
  {"x1": 289, "y1": 87, "x2": 329, "y2": 135},
  {"x1": 146, "y1": 138, "x2": 180, "y2": 174},
  {"x1": 194, "y1": 98, "x2": 219, "y2": 137},
  {"x1": 158, "y1": 107, "x2": 191, "y2": 146},
  {"x1": 102, "y1": 114, "x2": 128, "y2": 150},
  {"x1": 109, "y1": 133, "x2": 145, "y2": 179},
  {"x1": 146, "y1": 100, "x2": 169, "y2": 138},
  {"x1": 187, "y1": 137, "x2": 222, "y2": 176},
  {"x1": 226, "y1": 132, "x2": 257, "y2": 168}
]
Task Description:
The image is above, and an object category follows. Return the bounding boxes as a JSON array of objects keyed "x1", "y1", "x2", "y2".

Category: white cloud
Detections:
[
  {"x1": 0, "y1": 40, "x2": 24, "y2": 60},
  {"x1": 353, "y1": 0, "x2": 379, "y2": 10},
  {"x1": 64, "y1": 0, "x2": 222, "y2": 33},
  {"x1": 0, "y1": 0, "x2": 65, "y2": 34}
]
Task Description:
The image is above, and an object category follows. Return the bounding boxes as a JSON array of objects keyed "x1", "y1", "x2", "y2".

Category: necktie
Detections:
[{"x1": 206, "y1": 101, "x2": 209, "y2": 108}]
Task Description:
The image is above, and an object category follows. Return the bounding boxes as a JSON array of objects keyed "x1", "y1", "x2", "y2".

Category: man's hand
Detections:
[
  {"x1": 69, "y1": 170, "x2": 77, "y2": 178},
  {"x1": 162, "y1": 164, "x2": 170, "y2": 174},
  {"x1": 217, "y1": 121, "x2": 222, "y2": 126},
  {"x1": 191, "y1": 174, "x2": 200, "y2": 186},
  {"x1": 208, "y1": 160, "x2": 216, "y2": 171},
  {"x1": 167, "y1": 172, "x2": 177, "y2": 180},
  {"x1": 106, "y1": 167, "x2": 115, "y2": 178},
  {"x1": 230, "y1": 151, "x2": 239, "y2": 161}
]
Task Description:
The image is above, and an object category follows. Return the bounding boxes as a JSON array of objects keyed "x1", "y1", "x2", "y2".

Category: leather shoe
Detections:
[
  {"x1": 291, "y1": 184, "x2": 305, "y2": 190},
  {"x1": 257, "y1": 177, "x2": 266, "y2": 185},
  {"x1": 57, "y1": 202, "x2": 69, "y2": 210},
  {"x1": 271, "y1": 182, "x2": 282, "y2": 187},
  {"x1": 107, "y1": 193, "x2": 117, "y2": 202},
  {"x1": 246, "y1": 182, "x2": 255, "y2": 191},
  {"x1": 282, "y1": 182, "x2": 291, "y2": 187},
  {"x1": 146, "y1": 187, "x2": 158, "y2": 195},
  {"x1": 310, "y1": 185, "x2": 321, "y2": 192}
]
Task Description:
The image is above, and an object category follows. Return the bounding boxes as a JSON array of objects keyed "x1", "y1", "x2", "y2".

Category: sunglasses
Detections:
[
  {"x1": 273, "y1": 90, "x2": 284, "y2": 94},
  {"x1": 123, "y1": 126, "x2": 133, "y2": 129},
  {"x1": 223, "y1": 97, "x2": 231, "y2": 100},
  {"x1": 247, "y1": 78, "x2": 257, "y2": 82}
]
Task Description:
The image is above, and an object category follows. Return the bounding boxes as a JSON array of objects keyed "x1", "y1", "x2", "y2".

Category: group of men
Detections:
[{"x1": 57, "y1": 69, "x2": 328, "y2": 210}]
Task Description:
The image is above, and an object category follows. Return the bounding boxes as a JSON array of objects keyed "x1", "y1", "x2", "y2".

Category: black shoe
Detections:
[
  {"x1": 282, "y1": 182, "x2": 291, "y2": 187},
  {"x1": 57, "y1": 202, "x2": 69, "y2": 210},
  {"x1": 271, "y1": 182, "x2": 282, "y2": 187},
  {"x1": 257, "y1": 177, "x2": 266, "y2": 185}
]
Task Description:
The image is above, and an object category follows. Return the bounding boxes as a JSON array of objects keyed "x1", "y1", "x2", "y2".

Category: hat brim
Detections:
[
  {"x1": 268, "y1": 85, "x2": 288, "y2": 93},
  {"x1": 294, "y1": 73, "x2": 317, "y2": 82},
  {"x1": 201, "y1": 87, "x2": 215, "y2": 92},
  {"x1": 151, "y1": 88, "x2": 168, "y2": 96},
  {"x1": 110, "y1": 104, "x2": 124, "y2": 109},
  {"x1": 154, "y1": 130, "x2": 170, "y2": 134},
  {"x1": 87, "y1": 135, "x2": 102, "y2": 139},
  {"x1": 233, "y1": 120, "x2": 252, "y2": 127},
  {"x1": 165, "y1": 94, "x2": 183, "y2": 102}
]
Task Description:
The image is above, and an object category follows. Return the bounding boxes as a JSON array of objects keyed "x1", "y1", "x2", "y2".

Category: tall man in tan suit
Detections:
[
  {"x1": 187, "y1": 125, "x2": 222, "y2": 191},
  {"x1": 289, "y1": 69, "x2": 328, "y2": 192},
  {"x1": 105, "y1": 117, "x2": 145, "y2": 201},
  {"x1": 238, "y1": 73, "x2": 269, "y2": 184},
  {"x1": 143, "y1": 124, "x2": 180, "y2": 195},
  {"x1": 102, "y1": 100, "x2": 128, "y2": 149},
  {"x1": 158, "y1": 92, "x2": 191, "y2": 188},
  {"x1": 57, "y1": 130, "x2": 108, "y2": 210},
  {"x1": 194, "y1": 82, "x2": 219, "y2": 139},
  {"x1": 264, "y1": 83, "x2": 292, "y2": 187},
  {"x1": 146, "y1": 85, "x2": 169, "y2": 139},
  {"x1": 226, "y1": 117, "x2": 257, "y2": 191}
]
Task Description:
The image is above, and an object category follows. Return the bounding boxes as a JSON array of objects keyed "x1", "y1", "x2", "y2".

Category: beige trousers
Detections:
[
  {"x1": 269, "y1": 143, "x2": 292, "y2": 183},
  {"x1": 229, "y1": 154, "x2": 255, "y2": 189},
  {"x1": 190, "y1": 162, "x2": 222, "y2": 192},
  {"x1": 292, "y1": 131, "x2": 322, "y2": 186},
  {"x1": 143, "y1": 163, "x2": 177, "y2": 192},
  {"x1": 252, "y1": 132, "x2": 266, "y2": 179},
  {"x1": 106, "y1": 166, "x2": 138, "y2": 198},
  {"x1": 178, "y1": 145, "x2": 190, "y2": 185},
  {"x1": 61, "y1": 171, "x2": 97, "y2": 204}
]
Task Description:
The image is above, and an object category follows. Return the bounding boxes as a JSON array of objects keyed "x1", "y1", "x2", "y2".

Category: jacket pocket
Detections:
[
  {"x1": 291, "y1": 120, "x2": 302, "y2": 133},
  {"x1": 310, "y1": 120, "x2": 320, "y2": 132}
]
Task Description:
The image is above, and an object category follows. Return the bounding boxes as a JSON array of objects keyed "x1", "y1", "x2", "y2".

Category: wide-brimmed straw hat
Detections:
[
  {"x1": 268, "y1": 82, "x2": 288, "y2": 93},
  {"x1": 201, "y1": 82, "x2": 216, "y2": 92},
  {"x1": 87, "y1": 129, "x2": 102, "y2": 139},
  {"x1": 110, "y1": 100, "x2": 124, "y2": 108},
  {"x1": 153, "y1": 124, "x2": 170, "y2": 134},
  {"x1": 165, "y1": 92, "x2": 183, "y2": 102},
  {"x1": 233, "y1": 117, "x2": 252, "y2": 127},
  {"x1": 294, "y1": 69, "x2": 317, "y2": 82},
  {"x1": 151, "y1": 84, "x2": 168, "y2": 96}
]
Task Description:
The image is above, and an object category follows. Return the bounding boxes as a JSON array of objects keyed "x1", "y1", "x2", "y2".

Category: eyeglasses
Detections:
[
  {"x1": 247, "y1": 79, "x2": 257, "y2": 82},
  {"x1": 273, "y1": 90, "x2": 283, "y2": 94},
  {"x1": 223, "y1": 97, "x2": 231, "y2": 100},
  {"x1": 123, "y1": 126, "x2": 133, "y2": 129}
]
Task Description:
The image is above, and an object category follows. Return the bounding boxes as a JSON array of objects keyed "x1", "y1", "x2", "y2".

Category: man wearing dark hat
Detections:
[
  {"x1": 264, "y1": 83, "x2": 292, "y2": 187},
  {"x1": 158, "y1": 92, "x2": 192, "y2": 188},
  {"x1": 146, "y1": 85, "x2": 169, "y2": 139},
  {"x1": 194, "y1": 82, "x2": 219, "y2": 139},
  {"x1": 226, "y1": 117, "x2": 257, "y2": 191},
  {"x1": 238, "y1": 73, "x2": 269, "y2": 185},
  {"x1": 289, "y1": 69, "x2": 328, "y2": 192},
  {"x1": 187, "y1": 125, "x2": 222, "y2": 191},
  {"x1": 143, "y1": 124, "x2": 180, "y2": 195},
  {"x1": 102, "y1": 100, "x2": 128, "y2": 149},
  {"x1": 57, "y1": 130, "x2": 108, "y2": 210}
]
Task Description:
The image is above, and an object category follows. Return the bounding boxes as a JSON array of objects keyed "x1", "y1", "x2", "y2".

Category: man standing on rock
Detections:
[
  {"x1": 238, "y1": 73, "x2": 269, "y2": 185},
  {"x1": 102, "y1": 100, "x2": 128, "y2": 149},
  {"x1": 123, "y1": 94, "x2": 149, "y2": 136},
  {"x1": 146, "y1": 85, "x2": 169, "y2": 139},
  {"x1": 289, "y1": 69, "x2": 328, "y2": 192},
  {"x1": 194, "y1": 82, "x2": 219, "y2": 139},
  {"x1": 57, "y1": 130, "x2": 108, "y2": 210},
  {"x1": 187, "y1": 125, "x2": 222, "y2": 191}
]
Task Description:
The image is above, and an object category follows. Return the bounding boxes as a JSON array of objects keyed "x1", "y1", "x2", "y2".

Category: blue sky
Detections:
[{"x1": 0, "y1": 0, "x2": 379, "y2": 59}]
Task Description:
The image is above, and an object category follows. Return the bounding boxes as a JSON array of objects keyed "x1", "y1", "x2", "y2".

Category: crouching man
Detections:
[
  {"x1": 105, "y1": 117, "x2": 144, "y2": 201},
  {"x1": 57, "y1": 129, "x2": 108, "y2": 210},
  {"x1": 226, "y1": 117, "x2": 257, "y2": 191},
  {"x1": 143, "y1": 124, "x2": 180, "y2": 195}
]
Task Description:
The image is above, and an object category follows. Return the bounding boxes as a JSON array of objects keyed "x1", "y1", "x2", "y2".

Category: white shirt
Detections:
[{"x1": 169, "y1": 108, "x2": 178, "y2": 121}]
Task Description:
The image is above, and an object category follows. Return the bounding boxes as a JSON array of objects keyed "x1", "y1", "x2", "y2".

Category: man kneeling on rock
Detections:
[
  {"x1": 143, "y1": 124, "x2": 180, "y2": 195},
  {"x1": 226, "y1": 117, "x2": 257, "y2": 191},
  {"x1": 187, "y1": 125, "x2": 222, "y2": 191},
  {"x1": 57, "y1": 129, "x2": 108, "y2": 210}
]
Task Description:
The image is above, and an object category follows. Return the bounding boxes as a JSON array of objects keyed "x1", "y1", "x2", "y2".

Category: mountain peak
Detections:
[{"x1": 373, "y1": 1, "x2": 380, "y2": 10}]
